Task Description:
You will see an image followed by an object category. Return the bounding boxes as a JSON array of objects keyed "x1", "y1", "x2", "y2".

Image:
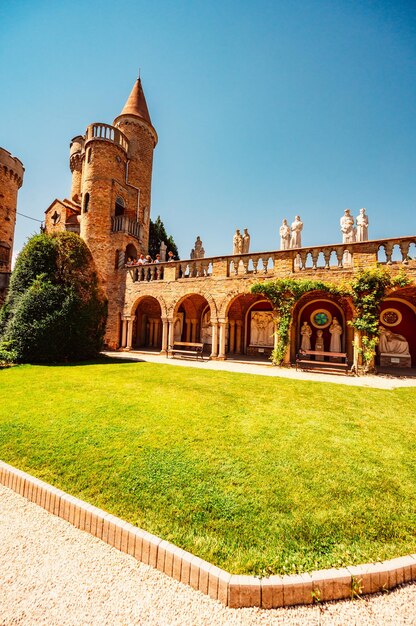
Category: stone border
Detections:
[{"x1": 1, "y1": 460, "x2": 415, "y2": 608}]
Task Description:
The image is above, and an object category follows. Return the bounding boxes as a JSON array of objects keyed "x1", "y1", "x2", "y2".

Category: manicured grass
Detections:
[{"x1": 0, "y1": 359, "x2": 415, "y2": 575}]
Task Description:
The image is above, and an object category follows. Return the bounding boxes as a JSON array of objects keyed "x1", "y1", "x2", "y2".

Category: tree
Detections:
[
  {"x1": 0, "y1": 232, "x2": 107, "y2": 363},
  {"x1": 148, "y1": 216, "x2": 179, "y2": 260}
]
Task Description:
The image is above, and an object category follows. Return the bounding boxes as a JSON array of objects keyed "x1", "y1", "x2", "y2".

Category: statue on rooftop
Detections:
[
  {"x1": 233, "y1": 229, "x2": 243, "y2": 255},
  {"x1": 356, "y1": 208, "x2": 369, "y2": 242},
  {"x1": 340, "y1": 209, "x2": 356, "y2": 244},
  {"x1": 242, "y1": 228, "x2": 250, "y2": 254},
  {"x1": 290, "y1": 215, "x2": 303, "y2": 248},
  {"x1": 279, "y1": 218, "x2": 291, "y2": 250},
  {"x1": 190, "y1": 236, "x2": 205, "y2": 259}
]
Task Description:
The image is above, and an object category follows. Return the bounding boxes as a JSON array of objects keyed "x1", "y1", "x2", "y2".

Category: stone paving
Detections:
[{"x1": 102, "y1": 350, "x2": 416, "y2": 390}]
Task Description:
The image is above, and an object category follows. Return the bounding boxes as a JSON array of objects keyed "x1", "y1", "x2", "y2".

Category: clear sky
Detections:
[{"x1": 1, "y1": 0, "x2": 415, "y2": 260}]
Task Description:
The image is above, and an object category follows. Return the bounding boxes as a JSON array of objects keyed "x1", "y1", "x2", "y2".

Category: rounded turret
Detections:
[
  {"x1": 0, "y1": 147, "x2": 24, "y2": 274},
  {"x1": 69, "y1": 135, "x2": 85, "y2": 203}
]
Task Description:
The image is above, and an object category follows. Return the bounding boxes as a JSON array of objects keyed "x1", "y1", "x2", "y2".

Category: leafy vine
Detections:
[{"x1": 251, "y1": 267, "x2": 410, "y2": 368}]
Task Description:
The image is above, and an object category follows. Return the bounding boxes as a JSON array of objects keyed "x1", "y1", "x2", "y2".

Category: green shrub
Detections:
[{"x1": 0, "y1": 232, "x2": 107, "y2": 363}]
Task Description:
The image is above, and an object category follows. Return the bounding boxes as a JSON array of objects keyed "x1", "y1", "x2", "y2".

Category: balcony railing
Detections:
[
  {"x1": 111, "y1": 215, "x2": 141, "y2": 240},
  {"x1": 85, "y1": 123, "x2": 129, "y2": 153},
  {"x1": 126, "y1": 236, "x2": 416, "y2": 284}
]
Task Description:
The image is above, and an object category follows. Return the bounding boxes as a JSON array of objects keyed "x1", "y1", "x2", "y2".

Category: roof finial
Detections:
[{"x1": 138, "y1": 67, "x2": 141, "y2": 80}]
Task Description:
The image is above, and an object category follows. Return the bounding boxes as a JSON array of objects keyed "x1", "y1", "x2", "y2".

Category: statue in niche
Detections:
[
  {"x1": 159, "y1": 241, "x2": 167, "y2": 262},
  {"x1": 314, "y1": 329, "x2": 325, "y2": 361},
  {"x1": 250, "y1": 311, "x2": 274, "y2": 346},
  {"x1": 190, "y1": 236, "x2": 205, "y2": 260},
  {"x1": 379, "y1": 326, "x2": 410, "y2": 355},
  {"x1": 356, "y1": 208, "x2": 369, "y2": 242},
  {"x1": 200, "y1": 309, "x2": 212, "y2": 345},
  {"x1": 329, "y1": 317, "x2": 342, "y2": 352},
  {"x1": 233, "y1": 229, "x2": 243, "y2": 255},
  {"x1": 290, "y1": 215, "x2": 303, "y2": 248},
  {"x1": 300, "y1": 321, "x2": 312, "y2": 351},
  {"x1": 242, "y1": 228, "x2": 250, "y2": 254},
  {"x1": 279, "y1": 219, "x2": 291, "y2": 250},
  {"x1": 340, "y1": 209, "x2": 356, "y2": 244}
]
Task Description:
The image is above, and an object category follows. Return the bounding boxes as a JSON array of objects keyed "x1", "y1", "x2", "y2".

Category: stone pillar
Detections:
[
  {"x1": 148, "y1": 319, "x2": 154, "y2": 347},
  {"x1": 154, "y1": 319, "x2": 161, "y2": 347},
  {"x1": 190, "y1": 319, "x2": 198, "y2": 342},
  {"x1": 353, "y1": 328, "x2": 362, "y2": 372},
  {"x1": 168, "y1": 318, "x2": 175, "y2": 354},
  {"x1": 126, "y1": 316, "x2": 135, "y2": 351},
  {"x1": 210, "y1": 321, "x2": 218, "y2": 359},
  {"x1": 218, "y1": 319, "x2": 227, "y2": 360},
  {"x1": 235, "y1": 320, "x2": 243, "y2": 354},
  {"x1": 185, "y1": 320, "x2": 191, "y2": 342},
  {"x1": 229, "y1": 320, "x2": 236, "y2": 353},
  {"x1": 161, "y1": 318, "x2": 169, "y2": 355},
  {"x1": 121, "y1": 318, "x2": 128, "y2": 349}
]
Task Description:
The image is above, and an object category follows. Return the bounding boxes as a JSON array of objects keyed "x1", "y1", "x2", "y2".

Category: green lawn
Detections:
[{"x1": 0, "y1": 359, "x2": 415, "y2": 576}]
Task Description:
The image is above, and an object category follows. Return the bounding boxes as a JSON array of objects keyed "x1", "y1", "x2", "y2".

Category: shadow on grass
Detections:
[{"x1": 3, "y1": 355, "x2": 145, "y2": 368}]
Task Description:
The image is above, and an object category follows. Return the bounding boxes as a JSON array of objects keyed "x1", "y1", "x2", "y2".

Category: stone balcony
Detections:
[
  {"x1": 127, "y1": 236, "x2": 416, "y2": 284},
  {"x1": 85, "y1": 123, "x2": 129, "y2": 153},
  {"x1": 112, "y1": 215, "x2": 142, "y2": 241}
]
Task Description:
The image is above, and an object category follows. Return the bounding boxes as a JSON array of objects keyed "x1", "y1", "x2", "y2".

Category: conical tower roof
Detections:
[{"x1": 118, "y1": 78, "x2": 152, "y2": 125}]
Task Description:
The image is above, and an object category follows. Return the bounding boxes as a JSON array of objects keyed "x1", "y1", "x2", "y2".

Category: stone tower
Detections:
[
  {"x1": 46, "y1": 78, "x2": 158, "y2": 347},
  {"x1": 0, "y1": 147, "x2": 24, "y2": 304}
]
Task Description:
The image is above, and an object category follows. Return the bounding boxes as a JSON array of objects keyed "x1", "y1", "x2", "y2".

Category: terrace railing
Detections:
[{"x1": 126, "y1": 236, "x2": 416, "y2": 284}]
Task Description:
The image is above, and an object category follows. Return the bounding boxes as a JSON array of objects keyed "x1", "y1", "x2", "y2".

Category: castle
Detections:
[{"x1": 1, "y1": 78, "x2": 415, "y2": 369}]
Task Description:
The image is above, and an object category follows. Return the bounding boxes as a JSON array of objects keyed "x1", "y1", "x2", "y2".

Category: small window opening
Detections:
[
  {"x1": 83, "y1": 192, "x2": 90, "y2": 213},
  {"x1": 115, "y1": 196, "x2": 125, "y2": 217}
]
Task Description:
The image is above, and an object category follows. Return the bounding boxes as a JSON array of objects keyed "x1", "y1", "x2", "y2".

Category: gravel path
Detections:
[
  {"x1": 1, "y1": 485, "x2": 415, "y2": 625},
  {"x1": 102, "y1": 350, "x2": 416, "y2": 390}
]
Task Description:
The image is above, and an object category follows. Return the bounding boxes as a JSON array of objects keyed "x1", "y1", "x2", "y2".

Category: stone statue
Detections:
[
  {"x1": 379, "y1": 326, "x2": 410, "y2": 355},
  {"x1": 290, "y1": 215, "x2": 303, "y2": 248},
  {"x1": 329, "y1": 317, "x2": 342, "y2": 352},
  {"x1": 173, "y1": 315, "x2": 183, "y2": 342},
  {"x1": 190, "y1": 236, "x2": 205, "y2": 260},
  {"x1": 356, "y1": 208, "x2": 369, "y2": 242},
  {"x1": 242, "y1": 228, "x2": 250, "y2": 254},
  {"x1": 200, "y1": 309, "x2": 212, "y2": 345},
  {"x1": 300, "y1": 321, "x2": 312, "y2": 351},
  {"x1": 279, "y1": 219, "x2": 291, "y2": 250},
  {"x1": 340, "y1": 209, "x2": 356, "y2": 244},
  {"x1": 314, "y1": 329, "x2": 325, "y2": 361},
  {"x1": 250, "y1": 311, "x2": 274, "y2": 346},
  {"x1": 159, "y1": 241, "x2": 167, "y2": 262},
  {"x1": 233, "y1": 229, "x2": 243, "y2": 255}
]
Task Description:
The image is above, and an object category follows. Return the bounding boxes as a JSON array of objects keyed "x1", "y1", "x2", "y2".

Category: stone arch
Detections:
[
  {"x1": 130, "y1": 295, "x2": 164, "y2": 350},
  {"x1": 379, "y1": 286, "x2": 416, "y2": 367},
  {"x1": 169, "y1": 291, "x2": 218, "y2": 320},
  {"x1": 291, "y1": 290, "x2": 354, "y2": 363},
  {"x1": 130, "y1": 293, "x2": 168, "y2": 319},
  {"x1": 169, "y1": 292, "x2": 216, "y2": 348}
]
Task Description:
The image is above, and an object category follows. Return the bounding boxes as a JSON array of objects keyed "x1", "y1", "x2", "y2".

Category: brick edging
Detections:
[{"x1": 1, "y1": 460, "x2": 415, "y2": 608}]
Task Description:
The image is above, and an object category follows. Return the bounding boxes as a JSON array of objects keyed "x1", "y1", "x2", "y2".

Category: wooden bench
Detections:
[
  {"x1": 169, "y1": 341, "x2": 204, "y2": 360},
  {"x1": 296, "y1": 350, "x2": 349, "y2": 374}
]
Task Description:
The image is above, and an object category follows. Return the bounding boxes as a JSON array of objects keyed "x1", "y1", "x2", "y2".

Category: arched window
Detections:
[
  {"x1": 0, "y1": 243, "x2": 10, "y2": 269},
  {"x1": 83, "y1": 192, "x2": 90, "y2": 213},
  {"x1": 115, "y1": 196, "x2": 125, "y2": 217},
  {"x1": 125, "y1": 243, "x2": 137, "y2": 264}
]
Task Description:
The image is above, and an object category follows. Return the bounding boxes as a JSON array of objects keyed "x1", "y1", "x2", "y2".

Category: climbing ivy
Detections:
[
  {"x1": 251, "y1": 267, "x2": 410, "y2": 368},
  {"x1": 251, "y1": 278, "x2": 348, "y2": 365},
  {"x1": 348, "y1": 267, "x2": 410, "y2": 370}
]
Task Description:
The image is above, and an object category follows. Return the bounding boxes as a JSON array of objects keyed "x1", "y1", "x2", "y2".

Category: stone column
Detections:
[
  {"x1": 229, "y1": 320, "x2": 236, "y2": 353},
  {"x1": 154, "y1": 319, "x2": 161, "y2": 347},
  {"x1": 121, "y1": 318, "x2": 128, "y2": 349},
  {"x1": 190, "y1": 319, "x2": 198, "y2": 342},
  {"x1": 148, "y1": 319, "x2": 154, "y2": 347},
  {"x1": 235, "y1": 320, "x2": 243, "y2": 354},
  {"x1": 210, "y1": 321, "x2": 218, "y2": 359},
  {"x1": 353, "y1": 328, "x2": 362, "y2": 372},
  {"x1": 167, "y1": 318, "x2": 175, "y2": 355},
  {"x1": 185, "y1": 319, "x2": 191, "y2": 342},
  {"x1": 218, "y1": 319, "x2": 227, "y2": 360},
  {"x1": 126, "y1": 316, "x2": 135, "y2": 351},
  {"x1": 161, "y1": 318, "x2": 169, "y2": 355}
]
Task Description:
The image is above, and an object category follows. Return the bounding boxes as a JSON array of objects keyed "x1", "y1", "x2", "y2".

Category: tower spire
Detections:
[{"x1": 118, "y1": 77, "x2": 152, "y2": 125}]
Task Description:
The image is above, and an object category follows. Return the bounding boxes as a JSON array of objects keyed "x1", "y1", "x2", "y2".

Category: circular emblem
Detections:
[
  {"x1": 380, "y1": 308, "x2": 402, "y2": 327},
  {"x1": 310, "y1": 309, "x2": 332, "y2": 329}
]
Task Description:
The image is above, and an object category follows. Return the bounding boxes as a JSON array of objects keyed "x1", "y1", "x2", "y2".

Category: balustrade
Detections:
[
  {"x1": 125, "y1": 236, "x2": 416, "y2": 285},
  {"x1": 111, "y1": 215, "x2": 141, "y2": 240},
  {"x1": 85, "y1": 123, "x2": 129, "y2": 153}
]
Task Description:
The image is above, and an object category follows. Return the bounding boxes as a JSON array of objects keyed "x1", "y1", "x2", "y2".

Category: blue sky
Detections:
[{"x1": 1, "y1": 0, "x2": 415, "y2": 259}]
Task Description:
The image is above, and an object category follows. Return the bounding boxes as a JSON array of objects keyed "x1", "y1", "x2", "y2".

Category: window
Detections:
[
  {"x1": 115, "y1": 196, "x2": 125, "y2": 217},
  {"x1": 83, "y1": 192, "x2": 90, "y2": 213}
]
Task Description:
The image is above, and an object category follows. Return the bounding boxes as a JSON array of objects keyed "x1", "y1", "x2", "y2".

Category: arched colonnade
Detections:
[{"x1": 118, "y1": 288, "x2": 416, "y2": 367}]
